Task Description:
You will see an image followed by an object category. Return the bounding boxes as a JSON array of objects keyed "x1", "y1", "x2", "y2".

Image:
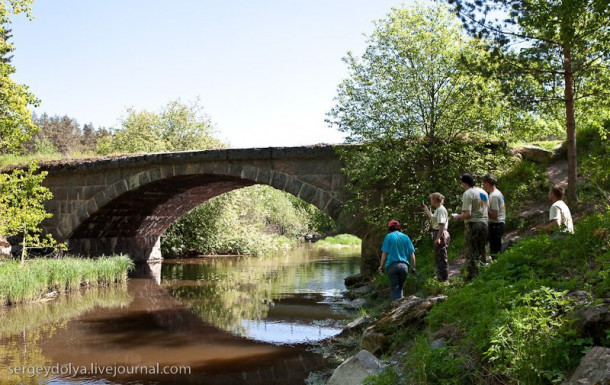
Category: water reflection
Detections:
[
  {"x1": 0, "y1": 246, "x2": 359, "y2": 384},
  {"x1": 162, "y1": 246, "x2": 360, "y2": 344}
]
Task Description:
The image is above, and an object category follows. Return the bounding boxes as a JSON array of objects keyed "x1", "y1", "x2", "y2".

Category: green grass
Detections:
[
  {"x1": 313, "y1": 234, "x2": 362, "y2": 247},
  {"x1": 0, "y1": 255, "x2": 134, "y2": 306}
]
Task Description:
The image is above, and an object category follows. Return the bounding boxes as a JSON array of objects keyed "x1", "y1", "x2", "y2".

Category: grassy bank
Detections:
[
  {"x1": 354, "y1": 211, "x2": 610, "y2": 385},
  {"x1": 313, "y1": 234, "x2": 362, "y2": 248},
  {"x1": 0, "y1": 255, "x2": 134, "y2": 306}
]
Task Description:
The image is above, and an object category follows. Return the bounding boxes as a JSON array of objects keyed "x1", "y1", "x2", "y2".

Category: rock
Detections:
[
  {"x1": 513, "y1": 145, "x2": 554, "y2": 163},
  {"x1": 360, "y1": 295, "x2": 447, "y2": 354},
  {"x1": 374, "y1": 295, "x2": 447, "y2": 334},
  {"x1": 563, "y1": 346, "x2": 610, "y2": 385},
  {"x1": 361, "y1": 328, "x2": 388, "y2": 355},
  {"x1": 344, "y1": 298, "x2": 366, "y2": 309},
  {"x1": 572, "y1": 305, "x2": 610, "y2": 344},
  {"x1": 0, "y1": 236, "x2": 10, "y2": 257},
  {"x1": 339, "y1": 316, "x2": 371, "y2": 337},
  {"x1": 327, "y1": 350, "x2": 384, "y2": 385},
  {"x1": 553, "y1": 141, "x2": 567, "y2": 159},
  {"x1": 430, "y1": 338, "x2": 447, "y2": 350},
  {"x1": 345, "y1": 273, "x2": 369, "y2": 288},
  {"x1": 352, "y1": 284, "x2": 375, "y2": 297},
  {"x1": 565, "y1": 291, "x2": 591, "y2": 306}
]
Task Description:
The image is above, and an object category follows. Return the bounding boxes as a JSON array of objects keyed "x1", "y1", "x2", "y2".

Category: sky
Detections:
[{"x1": 9, "y1": 0, "x2": 410, "y2": 149}]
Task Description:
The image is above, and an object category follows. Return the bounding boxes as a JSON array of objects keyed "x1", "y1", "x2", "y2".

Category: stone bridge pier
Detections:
[{"x1": 40, "y1": 145, "x2": 381, "y2": 275}]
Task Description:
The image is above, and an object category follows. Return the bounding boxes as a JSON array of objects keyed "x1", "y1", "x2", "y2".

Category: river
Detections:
[{"x1": 0, "y1": 245, "x2": 360, "y2": 384}]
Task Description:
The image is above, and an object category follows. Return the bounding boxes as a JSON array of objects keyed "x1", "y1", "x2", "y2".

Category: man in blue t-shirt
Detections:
[{"x1": 378, "y1": 220, "x2": 416, "y2": 300}]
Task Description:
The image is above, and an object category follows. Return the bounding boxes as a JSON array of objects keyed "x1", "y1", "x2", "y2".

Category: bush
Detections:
[
  {"x1": 407, "y1": 211, "x2": 610, "y2": 384},
  {"x1": 161, "y1": 185, "x2": 335, "y2": 256}
]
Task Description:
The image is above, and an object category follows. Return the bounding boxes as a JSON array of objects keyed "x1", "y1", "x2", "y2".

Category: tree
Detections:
[
  {"x1": 0, "y1": 163, "x2": 59, "y2": 262},
  {"x1": 98, "y1": 99, "x2": 224, "y2": 155},
  {"x1": 445, "y1": 0, "x2": 610, "y2": 202},
  {"x1": 327, "y1": 4, "x2": 513, "y2": 143},
  {"x1": 0, "y1": 0, "x2": 39, "y2": 153},
  {"x1": 31, "y1": 113, "x2": 82, "y2": 155},
  {"x1": 326, "y1": 5, "x2": 516, "y2": 237}
]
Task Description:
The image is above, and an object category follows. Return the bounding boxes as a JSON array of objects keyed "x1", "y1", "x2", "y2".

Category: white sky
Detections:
[{"x1": 10, "y1": 0, "x2": 409, "y2": 148}]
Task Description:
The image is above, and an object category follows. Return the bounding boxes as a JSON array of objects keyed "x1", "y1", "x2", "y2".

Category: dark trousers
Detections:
[
  {"x1": 387, "y1": 262, "x2": 409, "y2": 300},
  {"x1": 489, "y1": 222, "x2": 505, "y2": 257},
  {"x1": 465, "y1": 221, "x2": 488, "y2": 280},
  {"x1": 432, "y1": 229, "x2": 450, "y2": 281}
]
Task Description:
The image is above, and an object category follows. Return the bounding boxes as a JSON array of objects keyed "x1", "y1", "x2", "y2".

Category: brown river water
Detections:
[{"x1": 0, "y1": 246, "x2": 360, "y2": 384}]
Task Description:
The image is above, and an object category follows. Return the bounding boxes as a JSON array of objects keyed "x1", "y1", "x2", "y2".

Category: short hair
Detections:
[
  {"x1": 461, "y1": 173, "x2": 475, "y2": 187},
  {"x1": 482, "y1": 174, "x2": 498, "y2": 186},
  {"x1": 430, "y1": 192, "x2": 445, "y2": 203},
  {"x1": 550, "y1": 185, "x2": 565, "y2": 199}
]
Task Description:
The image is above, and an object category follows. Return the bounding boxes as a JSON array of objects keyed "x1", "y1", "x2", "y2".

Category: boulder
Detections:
[
  {"x1": 352, "y1": 284, "x2": 375, "y2": 297},
  {"x1": 572, "y1": 305, "x2": 610, "y2": 344},
  {"x1": 361, "y1": 295, "x2": 447, "y2": 354},
  {"x1": 563, "y1": 346, "x2": 610, "y2": 385},
  {"x1": 513, "y1": 145, "x2": 554, "y2": 163},
  {"x1": 374, "y1": 295, "x2": 447, "y2": 334},
  {"x1": 361, "y1": 328, "x2": 388, "y2": 355},
  {"x1": 345, "y1": 273, "x2": 369, "y2": 288},
  {"x1": 344, "y1": 298, "x2": 366, "y2": 310},
  {"x1": 327, "y1": 350, "x2": 384, "y2": 385},
  {"x1": 339, "y1": 316, "x2": 371, "y2": 337}
]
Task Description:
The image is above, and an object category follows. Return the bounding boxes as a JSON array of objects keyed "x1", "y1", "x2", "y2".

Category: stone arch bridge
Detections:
[{"x1": 40, "y1": 145, "x2": 379, "y2": 273}]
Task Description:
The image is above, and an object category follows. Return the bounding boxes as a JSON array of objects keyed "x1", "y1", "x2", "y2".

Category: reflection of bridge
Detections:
[{"x1": 41, "y1": 145, "x2": 378, "y2": 273}]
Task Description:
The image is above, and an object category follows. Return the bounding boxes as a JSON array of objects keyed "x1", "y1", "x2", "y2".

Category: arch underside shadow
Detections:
[{"x1": 69, "y1": 174, "x2": 255, "y2": 261}]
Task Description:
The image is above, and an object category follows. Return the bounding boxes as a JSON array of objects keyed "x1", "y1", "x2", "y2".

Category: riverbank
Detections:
[
  {"x1": 309, "y1": 210, "x2": 610, "y2": 385},
  {"x1": 0, "y1": 255, "x2": 134, "y2": 306}
]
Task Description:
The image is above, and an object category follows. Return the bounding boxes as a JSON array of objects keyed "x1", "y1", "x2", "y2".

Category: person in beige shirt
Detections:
[
  {"x1": 532, "y1": 185, "x2": 574, "y2": 234},
  {"x1": 453, "y1": 173, "x2": 489, "y2": 280},
  {"x1": 422, "y1": 192, "x2": 450, "y2": 281}
]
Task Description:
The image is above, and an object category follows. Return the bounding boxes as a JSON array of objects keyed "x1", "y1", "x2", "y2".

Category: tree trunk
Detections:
[{"x1": 562, "y1": 46, "x2": 578, "y2": 203}]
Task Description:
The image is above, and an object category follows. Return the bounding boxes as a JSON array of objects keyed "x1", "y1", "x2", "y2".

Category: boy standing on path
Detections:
[
  {"x1": 422, "y1": 193, "x2": 450, "y2": 281},
  {"x1": 482, "y1": 174, "x2": 506, "y2": 259},
  {"x1": 452, "y1": 173, "x2": 489, "y2": 280}
]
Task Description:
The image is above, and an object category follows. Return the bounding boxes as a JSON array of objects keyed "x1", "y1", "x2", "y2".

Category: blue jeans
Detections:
[{"x1": 387, "y1": 262, "x2": 409, "y2": 300}]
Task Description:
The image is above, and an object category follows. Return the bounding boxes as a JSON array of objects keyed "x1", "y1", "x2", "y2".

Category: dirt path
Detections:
[{"x1": 446, "y1": 158, "x2": 569, "y2": 280}]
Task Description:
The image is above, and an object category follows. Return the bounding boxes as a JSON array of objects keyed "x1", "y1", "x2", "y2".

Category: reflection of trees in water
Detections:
[
  {"x1": 162, "y1": 248, "x2": 359, "y2": 335},
  {"x1": 0, "y1": 285, "x2": 131, "y2": 383}
]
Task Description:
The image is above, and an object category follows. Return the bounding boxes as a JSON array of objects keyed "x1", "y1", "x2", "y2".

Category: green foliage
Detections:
[
  {"x1": 0, "y1": 255, "x2": 134, "y2": 305},
  {"x1": 161, "y1": 185, "x2": 335, "y2": 256},
  {"x1": 363, "y1": 367, "x2": 399, "y2": 385},
  {"x1": 578, "y1": 117, "x2": 610, "y2": 201},
  {"x1": 0, "y1": 0, "x2": 39, "y2": 153},
  {"x1": 97, "y1": 99, "x2": 224, "y2": 154},
  {"x1": 337, "y1": 139, "x2": 514, "y2": 241},
  {"x1": 0, "y1": 162, "x2": 61, "y2": 260},
  {"x1": 328, "y1": 4, "x2": 515, "y2": 143},
  {"x1": 314, "y1": 234, "x2": 361, "y2": 247},
  {"x1": 409, "y1": 212, "x2": 610, "y2": 384}
]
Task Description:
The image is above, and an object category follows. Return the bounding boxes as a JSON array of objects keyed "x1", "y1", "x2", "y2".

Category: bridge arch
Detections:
[{"x1": 41, "y1": 146, "x2": 352, "y2": 262}]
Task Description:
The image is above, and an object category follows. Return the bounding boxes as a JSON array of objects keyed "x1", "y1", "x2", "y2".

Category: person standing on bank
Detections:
[
  {"x1": 452, "y1": 173, "x2": 489, "y2": 280},
  {"x1": 532, "y1": 184, "x2": 574, "y2": 234},
  {"x1": 422, "y1": 193, "x2": 450, "y2": 281},
  {"x1": 482, "y1": 174, "x2": 506, "y2": 259},
  {"x1": 378, "y1": 220, "x2": 416, "y2": 301}
]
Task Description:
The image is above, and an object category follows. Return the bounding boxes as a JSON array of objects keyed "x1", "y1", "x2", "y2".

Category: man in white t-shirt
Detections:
[
  {"x1": 532, "y1": 185, "x2": 574, "y2": 234},
  {"x1": 452, "y1": 173, "x2": 489, "y2": 280},
  {"x1": 483, "y1": 174, "x2": 506, "y2": 259}
]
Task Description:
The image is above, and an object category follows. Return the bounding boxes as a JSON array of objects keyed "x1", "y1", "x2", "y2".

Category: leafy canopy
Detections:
[{"x1": 327, "y1": 4, "x2": 516, "y2": 143}]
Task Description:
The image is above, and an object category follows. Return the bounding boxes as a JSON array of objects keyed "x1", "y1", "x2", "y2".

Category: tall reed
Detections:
[{"x1": 0, "y1": 255, "x2": 134, "y2": 306}]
